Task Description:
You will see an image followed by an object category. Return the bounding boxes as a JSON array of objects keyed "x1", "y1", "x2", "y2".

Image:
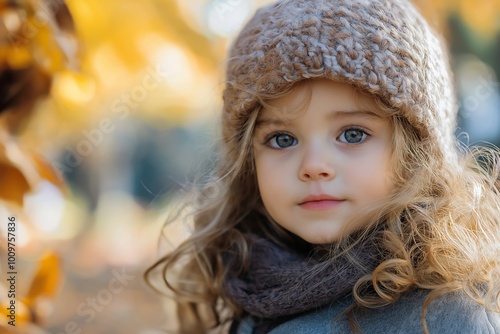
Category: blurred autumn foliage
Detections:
[
  {"x1": 0, "y1": 0, "x2": 499, "y2": 333},
  {"x1": 1, "y1": 0, "x2": 71, "y2": 332}
]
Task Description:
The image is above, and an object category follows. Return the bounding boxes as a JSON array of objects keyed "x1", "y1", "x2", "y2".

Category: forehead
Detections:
[{"x1": 256, "y1": 79, "x2": 386, "y2": 125}]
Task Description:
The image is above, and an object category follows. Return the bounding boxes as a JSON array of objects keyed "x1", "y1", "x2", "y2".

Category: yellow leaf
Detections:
[
  {"x1": 5, "y1": 45, "x2": 33, "y2": 70},
  {"x1": 24, "y1": 253, "x2": 62, "y2": 307},
  {"x1": 0, "y1": 297, "x2": 32, "y2": 326}
]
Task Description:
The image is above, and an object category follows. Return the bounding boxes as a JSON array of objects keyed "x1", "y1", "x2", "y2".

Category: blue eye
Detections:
[
  {"x1": 339, "y1": 128, "x2": 368, "y2": 144},
  {"x1": 268, "y1": 133, "x2": 297, "y2": 148}
]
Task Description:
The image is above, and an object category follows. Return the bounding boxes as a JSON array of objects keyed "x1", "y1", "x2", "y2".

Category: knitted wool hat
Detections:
[{"x1": 222, "y1": 0, "x2": 458, "y2": 163}]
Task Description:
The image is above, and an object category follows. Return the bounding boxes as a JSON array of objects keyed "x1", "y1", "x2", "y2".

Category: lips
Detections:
[
  {"x1": 299, "y1": 194, "x2": 344, "y2": 204},
  {"x1": 298, "y1": 194, "x2": 345, "y2": 210}
]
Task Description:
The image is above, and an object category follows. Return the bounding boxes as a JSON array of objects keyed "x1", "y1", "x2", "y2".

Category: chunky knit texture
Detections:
[
  {"x1": 222, "y1": 0, "x2": 458, "y2": 163},
  {"x1": 225, "y1": 234, "x2": 379, "y2": 332}
]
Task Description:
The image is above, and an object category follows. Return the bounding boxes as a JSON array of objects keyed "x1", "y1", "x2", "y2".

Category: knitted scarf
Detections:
[{"x1": 225, "y1": 234, "x2": 380, "y2": 333}]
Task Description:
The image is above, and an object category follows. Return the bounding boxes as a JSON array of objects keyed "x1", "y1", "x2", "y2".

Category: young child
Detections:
[{"x1": 146, "y1": 0, "x2": 500, "y2": 333}]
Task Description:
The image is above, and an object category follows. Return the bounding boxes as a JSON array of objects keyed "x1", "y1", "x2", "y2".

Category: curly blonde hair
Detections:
[{"x1": 145, "y1": 81, "x2": 500, "y2": 334}]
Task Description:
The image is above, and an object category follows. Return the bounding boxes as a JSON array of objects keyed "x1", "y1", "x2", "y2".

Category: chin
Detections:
[{"x1": 300, "y1": 233, "x2": 341, "y2": 245}]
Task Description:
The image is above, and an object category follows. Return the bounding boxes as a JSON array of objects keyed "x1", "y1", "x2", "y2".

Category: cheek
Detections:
[
  {"x1": 373, "y1": 170, "x2": 394, "y2": 198},
  {"x1": 254, "y1": 156, "x2": 270, "y2": 195},
  {"x1": 254, "y1": 154, "x2": 292, "y2": 212},
  {"x1": 353, "y1": 149, "x2": 394, "y2": 198},
  {"x1": 256, "y1": 158, "x2": 280, "y2": 194}
]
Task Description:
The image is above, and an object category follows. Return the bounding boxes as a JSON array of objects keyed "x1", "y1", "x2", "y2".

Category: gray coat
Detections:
[{"x1": 234, "y1": 289, "x2": 500, "y2": 333}]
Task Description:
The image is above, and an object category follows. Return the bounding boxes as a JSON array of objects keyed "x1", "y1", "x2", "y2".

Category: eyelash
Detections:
[
  {"x1": 261, "y1": 126, "x2": 371, "y2": 149},
  {"x1": 262, "y1": 131, "x2": 295, "y2": 149},
  {"x1": 338, "y1": 126, "x2": 370, "y2": 144}
]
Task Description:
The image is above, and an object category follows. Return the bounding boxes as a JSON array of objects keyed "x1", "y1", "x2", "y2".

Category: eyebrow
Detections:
[{"x1": 255, "y1": 110, "x2": 381, "y2": 128}]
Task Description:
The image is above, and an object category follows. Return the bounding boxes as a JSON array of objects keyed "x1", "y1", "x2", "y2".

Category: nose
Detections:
[{"x1": 299, "y1": 144, "x2": 335, "y2": 181}]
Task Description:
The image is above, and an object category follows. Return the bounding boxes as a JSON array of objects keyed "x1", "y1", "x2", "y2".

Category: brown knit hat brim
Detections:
[{"x1": 223, "y1": 0, "x2": 457, "y2": 163}]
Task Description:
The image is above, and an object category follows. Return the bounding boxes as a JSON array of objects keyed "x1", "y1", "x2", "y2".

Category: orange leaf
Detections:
[
  {"x1": 0, "y1": 129, "x2": 67, "y2": 204},
  {"x1": 0, "y1": 131, "x2": 38, "y2": 205},
  {"x1": 0, "y1": 295, "x2": 32, "y2": 327},
  {"x1": 0, "y1": 163, "x2": 30, "y2": 205},
  {"x1": 32, "y1": 153, "x2": 67, "y2": 192},
  {"x1": 24, "y1": 253, "x2": 62, "y2": 308}
]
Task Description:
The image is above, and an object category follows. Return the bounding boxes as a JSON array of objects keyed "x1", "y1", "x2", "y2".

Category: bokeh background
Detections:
[{"x1": 1, "y1": 0, "x2": 499, "y2": 333}]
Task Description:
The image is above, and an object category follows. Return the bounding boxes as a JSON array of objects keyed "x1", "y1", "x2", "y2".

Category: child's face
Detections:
[{"x1": 253, "y1": 79, "x2": 394, "y2": 244}]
